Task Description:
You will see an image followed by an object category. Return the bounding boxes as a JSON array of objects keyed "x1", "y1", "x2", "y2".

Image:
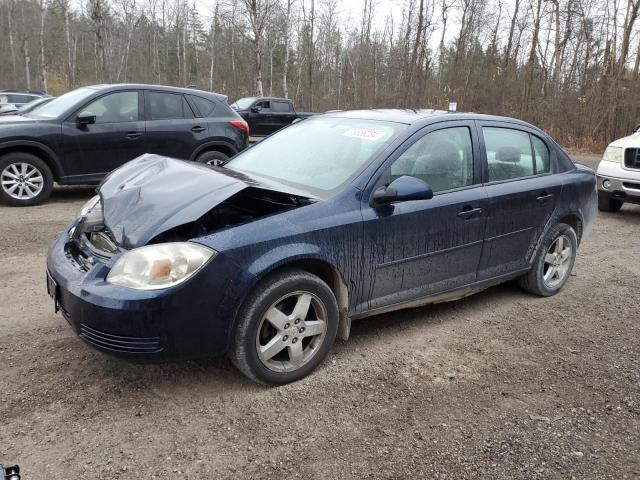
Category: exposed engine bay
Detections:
[{"x1": 149, "y1": 187, "x2": 312, "y2": 244}]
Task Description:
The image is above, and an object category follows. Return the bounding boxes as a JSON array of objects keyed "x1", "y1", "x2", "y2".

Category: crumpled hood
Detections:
[{"x1": 99, "y1": 154, "x2": 282, "y2": 249}]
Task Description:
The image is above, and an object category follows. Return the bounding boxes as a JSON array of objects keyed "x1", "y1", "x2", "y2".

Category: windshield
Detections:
[
  {"x1": 19, "y1": 97, "x2": 51, "y2": 112},
  {"x1": 28, "y1": 87, "x2": 95, "y2": 118},
  {"x1": 226, "y1": 117, "x2": 404, "y2": 194},
  {"x1": 230, "y1": 97, "x2": 256, "y2": 110}
]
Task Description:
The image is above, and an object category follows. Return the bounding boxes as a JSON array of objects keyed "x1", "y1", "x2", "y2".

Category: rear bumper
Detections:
[{"x1": 46, "y1": 222, "x2": 251, "y2": 362}]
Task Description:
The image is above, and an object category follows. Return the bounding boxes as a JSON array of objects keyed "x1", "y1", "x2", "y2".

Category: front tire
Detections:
[
  {"x1": 230, "y1": 269, "x2": 339, "y2": 385},
  {"x1": 195, "y1": 150, "x2": 228, "y2": 166},
  {"x1": 519, "y1": 223, "x2": 577, "y2": 297},
  {"x1": 598, "y1": 192, "x2": 623, "y2": 212},
  {"x1": 0, "y1": 152, "x2": 53, "y2": 206}
]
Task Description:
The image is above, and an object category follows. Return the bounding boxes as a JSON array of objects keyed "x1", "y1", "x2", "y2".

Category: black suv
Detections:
[{"x1": 0, "y1": 84, "x2": 249, "y2": 206}]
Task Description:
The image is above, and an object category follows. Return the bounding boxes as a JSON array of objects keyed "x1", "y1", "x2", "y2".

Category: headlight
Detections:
[
  {"x1": 602, "y1": 146, "x2": 623, "y2": 163},
  {"x1": 78, "y1": 194, "x2": 103, "y2": 231},
  {"x1": 80, "y1": 195, "x2": 100, "y2": 216},
  {"x1": 106, "y1": 243, "x2": 216, "y2": 290}
]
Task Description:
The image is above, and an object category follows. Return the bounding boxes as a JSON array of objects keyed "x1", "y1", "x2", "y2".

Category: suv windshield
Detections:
[
  {"x1": 28, "y1": 87, "x2": 96, "y2": 118},
  {"x1": 226, "y1": 117, "x2": 404, "y2": 194},
  {"x1": 230, "y1": 97, "x2": 256, "y2": 110}
]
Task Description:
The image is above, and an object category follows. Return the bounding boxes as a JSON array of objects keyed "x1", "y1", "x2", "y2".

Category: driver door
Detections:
[
  {"x1": 359, "y1": 121, "x2": 488, "y2": 311},
  {"x1": 59, "y1": 90, "x2": 146, "y2": 179},
  {"x1": 249, "y1": 100, "x2": 273, "y2": 136}
]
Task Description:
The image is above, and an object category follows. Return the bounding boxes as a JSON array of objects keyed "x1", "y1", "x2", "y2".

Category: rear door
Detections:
[
  {"x1": 143, "y1": 90, "x2": 209, "y2": 159},
  {"x1": 60, "y1": 89, "x2": 145, "y2": 177},
  {"x1": 477, "y1": 122, "x2": 561, "y2": 280}
]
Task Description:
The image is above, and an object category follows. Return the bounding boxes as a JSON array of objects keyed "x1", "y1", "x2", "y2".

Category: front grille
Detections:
[
  {"x1": 623, "y1": 181, "x2": 640, "y2": 190},
  {"x1": 79, "y1": 324, "x2": 162, "y2": 354},
  {"x1": 624, "y1": 148, "x2": 640, "y2": 169}
]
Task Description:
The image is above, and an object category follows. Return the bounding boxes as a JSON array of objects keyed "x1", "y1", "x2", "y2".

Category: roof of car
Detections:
[
  {"x1": 323, "y1": 109, "x2": 539, "y2": 130},
  {"x1": 84, "y1": 84, "x2": 228, "y2": 102},
  {"x1": 0, "y1": 90, "x2": 48, "y2": 95}
]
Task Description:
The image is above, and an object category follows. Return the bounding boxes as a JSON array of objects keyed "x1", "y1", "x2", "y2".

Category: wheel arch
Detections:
[
  {"x1": 0, "y1": 141, "x2": 63, "y2": 181},
  {"x1": 234, "y1": 253, "x2": 351, "y2": 343},
  {"x1": 190, "y1": 141, "x2": 237, "y2": 161},
  {"x1": 557, "y1": 213, "x2": 583, "y2": 244}
]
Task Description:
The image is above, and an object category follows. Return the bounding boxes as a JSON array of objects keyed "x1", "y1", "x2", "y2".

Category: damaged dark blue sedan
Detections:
[{"x1": 46, "y1": 110, "x2": 597, "y2": 384}]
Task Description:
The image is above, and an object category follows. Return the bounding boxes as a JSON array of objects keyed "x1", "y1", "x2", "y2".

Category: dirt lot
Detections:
[{"x1": 1, "y1": 154, "x2": 639, "y2": 479}]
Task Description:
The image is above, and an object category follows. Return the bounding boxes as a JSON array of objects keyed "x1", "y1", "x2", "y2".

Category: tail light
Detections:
[{"x1": 229, "y1": 119, "x2": 249, "y2": 134}]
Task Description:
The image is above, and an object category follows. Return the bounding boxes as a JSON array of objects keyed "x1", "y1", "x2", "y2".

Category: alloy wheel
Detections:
[
  {"x1": 543, "y1": 234, "x2": 572, "y2": 288},
  {"x1": 255, "y1": 291, "x2": 328, "y2": 373},
  {"x1": 1, "y1": 162, "x2": 44, "y2": 200}
]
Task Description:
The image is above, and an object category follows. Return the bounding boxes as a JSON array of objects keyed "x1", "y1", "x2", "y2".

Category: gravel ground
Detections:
[{"x1": 1, "y1": 154, "x2": 639, "y2": 479}]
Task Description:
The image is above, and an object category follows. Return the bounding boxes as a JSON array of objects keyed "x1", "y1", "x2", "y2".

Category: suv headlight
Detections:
[
  {"x1": 106, "y1": 243, "x2": 216, "y2": 290},
  {"x1": 602, "y1": 146, "x2": 623, "y2": 163}
]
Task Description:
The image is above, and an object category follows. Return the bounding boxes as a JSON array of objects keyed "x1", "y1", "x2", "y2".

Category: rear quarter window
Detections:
[{"x1": 189, "y1": 95, "x2": 216, "y2": 117}]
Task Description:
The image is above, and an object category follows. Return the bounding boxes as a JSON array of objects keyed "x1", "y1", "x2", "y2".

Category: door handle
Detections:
[
  {"x1": 125, "y1": 132, "x2": 142, "y2": 139},
  {"x1": 457, "y1": 206, "x2": 483, "y2": 219},
  {"x1": 191, "y1": 125, "x2": 206, "y2": 133},
  {"x1": 537, "y1": 191, "x2": 554, "y2": 202}
]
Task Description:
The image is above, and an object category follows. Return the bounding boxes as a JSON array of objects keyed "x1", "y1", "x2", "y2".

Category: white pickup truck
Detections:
[{"x1": 596, "y1": 131, "x2": 640, "y2": 211}]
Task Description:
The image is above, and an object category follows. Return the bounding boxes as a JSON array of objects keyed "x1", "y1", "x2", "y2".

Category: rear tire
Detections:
[
  {"x1": 598, "y1": 192, "x2": 623, "y2": 212},
  {"x1": 519, "y1": 223, "x2": 577, "y2": 297},
  {"x1": 195, "y1": 150, "x2": 228, "y2": 166},
  {"x1": 0, "y1": 152, "x2": 53, "y2": 206},
  {"x1": 229, "y1": 269, "x2": 339, "y2": 385}
]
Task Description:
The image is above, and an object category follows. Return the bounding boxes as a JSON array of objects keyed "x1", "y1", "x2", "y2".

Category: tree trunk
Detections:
[
  {"x1": 282, "y1": 0, "x2": 293, "y2": 98},
  {"x1": 503, "y1": 0, "x2": 520, "y2": 70},
  {"x1": 39, "y1": 0, "x2": 48, "y2": 93},
  {"x1": 254, "y1": 37, "x2": 264, "y2": 95},
  {"x1": 308, "y1": 0, "x2": 315, "y2": 110},
  {"x1": 8, "y1": 0, "x2": 17, "y2": 88}
]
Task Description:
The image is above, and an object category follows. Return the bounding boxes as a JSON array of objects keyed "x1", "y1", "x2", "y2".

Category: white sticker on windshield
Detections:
[{"x1": 342, "y1": 127, "x2": 386, "y2": 141}]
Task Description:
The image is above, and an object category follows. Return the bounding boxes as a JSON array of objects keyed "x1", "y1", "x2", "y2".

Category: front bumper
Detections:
[
  {"x1": 46, "y1": 223, "x2": 251, "y2": 362},
  {"x1": 597, "y1": 160, "x2": 640, "y2": 204},
  {"x1": 597, "y1": 174, "x2": 640, "y2": 204}
]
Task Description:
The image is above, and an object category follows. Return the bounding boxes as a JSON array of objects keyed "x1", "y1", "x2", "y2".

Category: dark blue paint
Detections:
[{"x1": 46, "y1": 110, "x2": 597, "y2": 362}]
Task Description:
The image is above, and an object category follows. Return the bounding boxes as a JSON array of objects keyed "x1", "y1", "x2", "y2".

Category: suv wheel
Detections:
[
  {"x1": 0, "y1": 152, "x2": 53, "y2": 206},
  {"x1": 519, "y1": 223, "x2": 578, "y2": 297},
  {"x1": 196, "y1": 150, "x2": 228, "y2": 166},
  {"x1": 230, "y1": 269, "x2": 339, "y2": 385},
  {"x1": 598, "y1": 192, "x2": 623, "y2": 212}
]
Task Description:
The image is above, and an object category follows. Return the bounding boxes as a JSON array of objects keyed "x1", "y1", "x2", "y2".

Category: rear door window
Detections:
[
  {"x1": 532, "y1": 135, "x2": 551, "y2": 174},
  {"x1": 483, "y1": 127, "x2": 534, "y2": 181},
  {"x1": 147, "y1": 91, "x2": 192, "y2": 120},
  {"x1": 272, "y1": 101, "x2": 292, "y2": 113}
]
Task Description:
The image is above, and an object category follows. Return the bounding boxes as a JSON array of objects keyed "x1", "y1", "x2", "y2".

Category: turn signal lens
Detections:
[{"x1": 106, "y1": 242, "x2": 216, "y2": 290}]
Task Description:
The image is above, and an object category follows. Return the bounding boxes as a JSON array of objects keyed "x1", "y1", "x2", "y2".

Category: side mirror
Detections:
[
  {"x1": 77, "y1": 111, "x2": 96, "y2": 126},
  {"x1": 371, "y1": 175, "x2": 433, "y2": 206},
  {"x1": 633, "y1": 124, "x2": 640, "y2": 134},
  {"x1": 250, "y1": 105, "x2": 262, "y2": 113}
]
